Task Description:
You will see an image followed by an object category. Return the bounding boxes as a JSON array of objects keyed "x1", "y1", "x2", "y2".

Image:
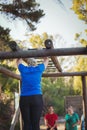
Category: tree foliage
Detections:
[
  {"x1": 0, "y1": 74, "x2": 19, "y2": 96},
  {"x1": 42, "y1": 77, "x2": 75, "y2": 115},
  {"x1": 71, "y1": 0, "x2": 87, "y2": 46},
  {"x1": 0, "y1": 98, "x2": 13, "y2": 130},
  {"x1": 71, "y1": 0, "x2": 87, "y2": 23},
  {"x1": 0, "y1": 26, "x2": 11, "y2": 51},
  {"x1": 72, "y1": 56, "x2": 87, "y2": 93},
  {"x1": 70, "y1": 1, "x2": 87, "y2": 93},
  {"x1": 0, "y1": 0, "x2": 45, "y2": 31},
  {"x1": 29, "y1": 32, "x2": 53, "y2": 48},
  {"x1": 74, "y1": 31, "x2": 87, "y2": 46}
]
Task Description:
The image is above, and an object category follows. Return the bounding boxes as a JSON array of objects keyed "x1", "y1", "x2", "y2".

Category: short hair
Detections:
[{"x1": 27, "y1": 58, "x2": 37, "y2": 66}]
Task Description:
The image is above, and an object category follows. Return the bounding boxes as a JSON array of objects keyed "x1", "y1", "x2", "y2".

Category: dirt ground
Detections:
[
  {"x1": 40, "y1": 123, "x2": 65, "y2": 130},
  {"x1": 40, "y1": 122, "x2": 81, "y2": 130},
  {"x1": 40, "y1": 116, "x2": 81, "y2": 130}
]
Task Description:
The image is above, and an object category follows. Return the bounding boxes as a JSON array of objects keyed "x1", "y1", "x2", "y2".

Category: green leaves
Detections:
[
  {"x1": 0, "y1": 0, "x2": 45, "y2": 31},
  {"x1": 42, "y1": 77, "x2": 75, "y2": 115}
]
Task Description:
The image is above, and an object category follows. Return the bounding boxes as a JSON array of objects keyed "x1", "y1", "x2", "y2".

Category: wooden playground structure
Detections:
[{"x1": 0, "y1": 40, "x2": 87, "y2": 130}]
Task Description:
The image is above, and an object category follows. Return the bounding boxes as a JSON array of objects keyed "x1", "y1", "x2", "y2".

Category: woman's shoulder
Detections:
[{"x1": 35, "y1": 63, "x2": 45, "y2": 71}]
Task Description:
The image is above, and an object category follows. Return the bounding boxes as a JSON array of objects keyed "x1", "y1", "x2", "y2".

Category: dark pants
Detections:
[
  {"x1": 19, "y1": 94, "x2": 43, "y2": 130},
  {"x1": 47, "y1": 128, "x2": 57, "y2": 130}
]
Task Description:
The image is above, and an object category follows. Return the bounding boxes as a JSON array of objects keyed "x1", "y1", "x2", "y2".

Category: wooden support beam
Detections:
[
  {"x1": 0, "y1": 66, "x2": 87, "y2": 80},
  {"x1": 43, "y1": 72, "x2": 87, "y2": 77},
  {"x1": 50, "y1": 56, "x2": 62, "y2": 72},
  {"x1": 81, "y1": 76, "x2": 87, "y2": 130},
  {"x1": 10, "y1": 107, "x2": 20, "y2": 130},
  {"x1": 0, "y1": 47, "x2": 87, "y2": 59},
  {"x1": 0, "y1": 66, "x2": 20, "y2": 80},
  {"x1": 45, "y1": 39, "x2": 62, "y2": 72}
]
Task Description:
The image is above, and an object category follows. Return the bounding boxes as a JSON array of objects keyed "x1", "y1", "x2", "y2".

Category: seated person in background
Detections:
[
  {"x1": 65, "y1": 106, "x2": 80, "y2": 130},
  {"x1": 44, "y1": 105, "x2": 58, "y2": 130}
]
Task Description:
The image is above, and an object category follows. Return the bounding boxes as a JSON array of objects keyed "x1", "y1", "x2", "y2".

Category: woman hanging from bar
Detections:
[{"x1": 16, "y1": 57, "x2": 49, "y2": 130}]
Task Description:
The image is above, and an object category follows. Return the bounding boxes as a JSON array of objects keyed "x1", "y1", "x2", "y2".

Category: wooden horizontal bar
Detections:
[
  {"x1": 0, "y1": 47, "x2": 87, "y2": 59},
  {"x1": 43, "y1": 72, "x2": 87, "y2": 77},
  {"x1": 0, "y1": 66, "x2": 87, "y2": 80},
  {"x1": 0, "y1": 66, "x2": 20, "y2": 80}
]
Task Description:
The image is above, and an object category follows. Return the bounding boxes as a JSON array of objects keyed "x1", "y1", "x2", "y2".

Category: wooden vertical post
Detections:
[
  {"x1": 81, "y1": 76, "x2": 87, "y2": 130},
  {"x1": 19, "y1": 81, "x2": 23, "y2": 130}
]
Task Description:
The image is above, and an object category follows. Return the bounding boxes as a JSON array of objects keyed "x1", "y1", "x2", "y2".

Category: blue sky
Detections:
[{"x1": 0, "y1": 0, "x2": 86, "y2": 45}]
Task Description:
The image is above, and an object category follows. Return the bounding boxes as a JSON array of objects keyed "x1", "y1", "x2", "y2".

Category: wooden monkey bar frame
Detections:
[
  {"x1": 0, "y1": 40, "x2": 87, "y2": 130},
  {"x1": 0, "y1": 47, "x2": 87, "y2": 59}
]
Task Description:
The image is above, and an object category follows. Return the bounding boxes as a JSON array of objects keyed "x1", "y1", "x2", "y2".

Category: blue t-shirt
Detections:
[{"x1": 18, "y1": 63, "x2": 45, "y2": 96}]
